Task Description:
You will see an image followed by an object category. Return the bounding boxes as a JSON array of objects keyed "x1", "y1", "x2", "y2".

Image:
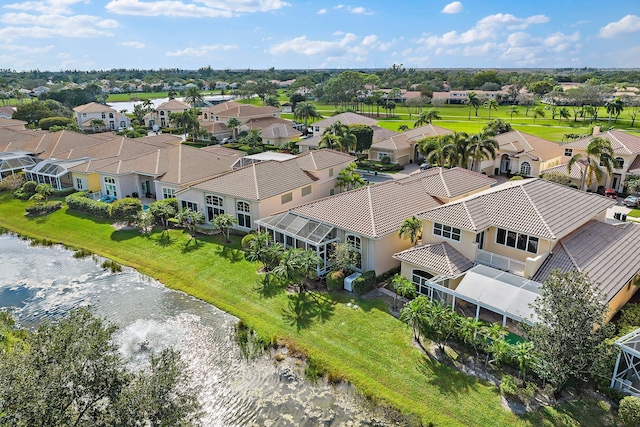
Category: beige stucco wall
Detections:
[
  {"x1": 421, "y1": 219, "x2": 478, "y2": 261},
  {"x1": 370, "y1": 232, "x2": 413, "y2": 275},
  {"x1": 607, "y1": 273, "x2": 640, "y2": 322},
  {"x1": 71, "y1": 172, "x2": 101, "y2": 192},
  {"x1": 482, "y1": 226, "x2": 551, "y2": 263}
]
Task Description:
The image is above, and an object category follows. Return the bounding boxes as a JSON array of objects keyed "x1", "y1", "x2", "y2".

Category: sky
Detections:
[{"x1": 1, "y1": 0, "x2": 640, "y2": 72}]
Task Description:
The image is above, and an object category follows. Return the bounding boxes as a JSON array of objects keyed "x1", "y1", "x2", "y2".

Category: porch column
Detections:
[
  {"x1": 502, "y1": 314, "x2": 507, "y2": 327},
  {"x1": 611, "y1": 351, "x2": 622, "y2": 389},
  {"x1": 475, "y1": 304, "x2": 480, "y2": 320}
]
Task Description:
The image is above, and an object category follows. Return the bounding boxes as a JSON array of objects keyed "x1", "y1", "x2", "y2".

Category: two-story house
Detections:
[
  {"x1": 394, "y1": 178, "x2": 635, "y2": 327},
  {"x1": 368, "y1": 124, "x2": 452, "y2": 166},
  {"x1": 73, "y1": 102, "x2": 130, "y2": 132},
  {"x1": 144, "y1": 99, "x2": 191, "y2": 129}
]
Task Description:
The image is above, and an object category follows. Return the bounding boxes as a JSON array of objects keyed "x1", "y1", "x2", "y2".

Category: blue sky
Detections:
[{"x1": 1, "y1": 0, "x2": 639, "y2": 71}]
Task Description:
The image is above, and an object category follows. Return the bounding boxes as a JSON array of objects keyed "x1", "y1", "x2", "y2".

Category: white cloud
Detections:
[
  {"x1": 269, "y1": 33, "x2": 357, "y2": 56},
  {"x1": 362, "y1": 34, "x2": 377, "y2": 46},
  {"x1": 165, "y1": 44, "x2": 237, "y2": 57},
  {"x1": 0, "y1": 12, "x2": 119, "y2": 41},
  {"x1": 120, "y1": 41, "x2": 145, "y2": 48},
  {"x1": 105, "y1": 0, "x2": 290, "y2": 17},
  {"x1": 3, "y1": 0, "x2": 88, "y2": 15},
  {"x1": 316, "y1": 8, "x2": 326, "y2": 15},
  {"x1": 3, "y1": 43, "x2": 54, "y2": 54},
  {"x1": 442, "y1": 2, "x2": 462, "y2": 14},
  {"x1": 599, "y1": 15, "x2": 640, "y2": 38},
  {"x1": 349, "y1": 6, "x2": 372, "y2": 15}
]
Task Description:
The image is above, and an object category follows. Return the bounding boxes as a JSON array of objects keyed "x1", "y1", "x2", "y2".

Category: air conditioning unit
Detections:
[{"x1": 344, "y1": 272, "x2": 361, "y2": 292}]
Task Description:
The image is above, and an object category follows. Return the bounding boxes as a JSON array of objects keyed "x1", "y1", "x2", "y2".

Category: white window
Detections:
[
  {"x1": 346, "y1": 234, "x2": 362, "y2": 270},
  {"x1": 101, "y1": 112, "x2": 106, "y2": 119},
  {"x1": 162, "y1": 188, "x2": 175, "y2": 199},
  {"x1": 301, "y1": 186, "x2": 312, "y2": 197},
  {"x1": 329, "y1": 168, "x2": 334, "y2": 177},
  {"x1": 377, "y1": 153, "x2": 390, "y2": 161},
  {"x1": 520, "y1": 161, "x2": 531, "y2": 176},
  {"x1": 433, "y1": 223, "x2": 461, "y2": 242},
  {"x1": 205, "y1": 195, "x2": 224, "y2": 221},
  {"x1": 237, "y1": 201, "x2": 251, "y2": 228},
  {"x1": 76, "y1": 178, "x2": 84, "y2": 190},
  {"x1": 109, "y1": 113, "x2": 114, "y2": 118},
  {"x1": 181, "y1": 200, "x2": 198, "y2": 211},
  {"x1": 104, "y1": 176, "x2": 117, "y2": 197},
  {"x1": 281, "y1": 192, "x2": 293, "y2": 204},
  {"x1": 616, "y1": 157, "x2": 625, "y2": 169},
  {"x1": 314, "y1": 126, "x2": 320, "y2": 132},
  {"x1": 496, "y1": 228, "x2": 538, "y2": 254},
  {"x1": 564, "y1": 148, "x2": 572, "y2": 157}
]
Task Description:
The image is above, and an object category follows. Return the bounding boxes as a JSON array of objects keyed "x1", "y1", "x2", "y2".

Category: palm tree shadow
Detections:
[
  {"x1": 254, "y1": 274, "x2": 284, "y2": 299},
  {"x1": 215, "y1": 245, "x2": 244, "y2": 263},
  {"x1": 281, "y1": 292, "x2": 336, "y2": 332},
  {"x1": 181, "y1": 238, "x2": 203, "y2": 253},
  {"x1": 416, "y1": 355, "x2": 476, "y2": 397},
  {"x1": 155, "y1": 232, "x2": 174, "y2": 247}
]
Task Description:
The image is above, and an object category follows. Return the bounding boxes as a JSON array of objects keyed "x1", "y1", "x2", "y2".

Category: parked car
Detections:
[
  {"x1": 605, "y1": 188, "x2": 617, "y2": 199},
  {"x1": 420, "y1": 162, "x2": 432, "y2": 171},
  {"x1": 624, "y1": 195, "x2": 640, "y2": 207}
]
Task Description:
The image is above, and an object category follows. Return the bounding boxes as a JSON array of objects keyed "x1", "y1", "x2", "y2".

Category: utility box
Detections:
[{"x1": 344, "y1": 272, "x2": 361, "y2": 292}]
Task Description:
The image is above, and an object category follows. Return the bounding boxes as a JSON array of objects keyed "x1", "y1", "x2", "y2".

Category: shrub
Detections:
[
  {"x1": 510, "y1": 175, "x2": 524, "y2": 181},
  {"x1": 65, "y1": 192, "x2": 110, "y2": 218},
  {"x1": 52, "y1": 187, "x2": 76, "y2": 197},
  {"x1": 241, "y1": 233, "x2": 255, "y2": 249},
  {"x1": 109, "y1": 197, "x2": 143, "y2": 223},
  {"x1": 353, "y1": 270, "x2": 376, "y2": 295},
  {"x1": 0, "y1": 173, "x2": 25, "y2": 192},
  {"x1": 618, "y1": 303, "x2": 640, "y2": 335},
  {"x1": 326, "y1": 270, "x2": 345, "y2": 291},
  {"x1": 25, "y1": 201, "x2": 62, "y2": 215},
  {"x1": 619, "y1": 396, "x2": 640, "y2": 427},
  {"x1": 376, "y1": 266, "x2": 401, "y2": 284},
  {"x1": 39, "y1": 116, "x2": 73, "y2": 130},
  {"x1": 380, "y1": 155, "x2": 392, "y2": 165},
  {"x1": 14, "y1": 180, "x2": 38, "y2": 200},
  {"x1": 500, "y1": 375, "x2": 518, "y2": 398}
]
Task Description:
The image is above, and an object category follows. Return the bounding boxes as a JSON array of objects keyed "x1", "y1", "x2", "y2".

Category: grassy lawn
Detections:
[
  {"x1": 0, "y1": 193, "x2": 537, "y2": 427},
  {"x1": 523, "y1": 397, "x2": 617, "y2": 427}
]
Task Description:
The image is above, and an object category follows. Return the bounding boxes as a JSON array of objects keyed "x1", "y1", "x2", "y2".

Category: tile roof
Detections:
[
  {"x1": 203, "y1": 101, "x2": 242, "y2": 115},
  {"x1": 198, "y1": 122, "x2": 228, "y2": 133},
  {"x1": 495, "y1": 130, "x2": 564, "y2": 161},
  {"x1": 0, "y1": 127, "x2": 43, "y2": 149},
  {"x1": 533, "y1": 220, "x2": 640, "y2": 302},
  {"x1": 540, "y1": 162, "x2": 586, "y2": 180},
  {"x1": 291, "y1": 178, "x2": 443, "y2": 238},
  {"x1": 561, "y1": 130, "x2": 640, "y2": 155},
  {"x1": 0, "y1": 117, "x2": 24, "y2": 127},
  {"x1": 629, "y1": 155, "x2": 640, "y2": 174},
  {"x1": 156, "y1": 99, "x2": 191, "y2": 111},
  {"x1": 242, "y1": 116, "x2": 290, "y2": 130},
  {"x1": 297, "y1": 126, "x2": 396, "y2": 149},
  {"x1": 187, "y1": 156, "x2": 318, "y2": 200},
  {"x1": 402, "y1": 167, "x2": 496, "y2": 199},
  {"x1": 370, "y1": 124, "x2": 452, "y2": 151},
  {"x1": 314, "y1": 112, "x2": 378, "y2": 127},
  {"x1": 15, "y1": 131, "x2": 110, "y2": 159},
  {"x1": 393, "y1": 242, "x2": 474, "y2": 276},
  {"x1": 418, "y1": 178, "x2": 615, "y2": 240},
  {"x1": 294, "y1": 149, "x2": 355, "y2": 171},
  {"x1": 215, "y1": 104, "x2": 279, "y2": 119},
  {"x1": 260, "y1": 123, "x2": 302, "y2": 139},
  {"x1": 73, "y1": 102, "x2": 118, "y2": 113},
  {"x1": 0, "y1": 107, "x2": 16, "y2": 117}
]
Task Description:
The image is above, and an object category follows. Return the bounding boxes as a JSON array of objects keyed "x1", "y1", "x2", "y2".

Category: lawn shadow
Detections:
[
  {"x1": 281, "y1": 291, "x2": 336, "y2": 332},
  {"x1": 25, "y1": 213, "x2": 50, "y2": 224},
  {"x1": 416, "y1": 355, "x2": 477, "y2": 397},
  {"x1": 253, "y1": 273, "x2": 284, "y2": 299},
  {"x1": 181, "y1": 238, "x2": 204, "y2": 253},
  {"x1": 110, "y1": 229, "x2": 139, "y2": 241},
  {"x1": 215, "y1": 244, "x2": 244, "y2": 263},
  {"x1": 154, "y1": 231, "x2": 174, "y2": 247}
]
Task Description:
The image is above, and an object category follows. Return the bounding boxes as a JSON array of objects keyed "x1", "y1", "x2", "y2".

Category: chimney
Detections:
[{"x1": 593, "y1": 126, "x2": 601, "y2": 135}]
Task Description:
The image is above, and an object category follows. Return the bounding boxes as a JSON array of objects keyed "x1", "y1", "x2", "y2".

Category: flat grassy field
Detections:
[{"x1": 0, "y1": 193, "x2": 620, "y2": 426}]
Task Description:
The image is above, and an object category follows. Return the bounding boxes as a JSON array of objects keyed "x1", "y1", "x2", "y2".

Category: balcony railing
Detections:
[{"x1": 476, "y1": 249, "x2": 525, "y2": 276}]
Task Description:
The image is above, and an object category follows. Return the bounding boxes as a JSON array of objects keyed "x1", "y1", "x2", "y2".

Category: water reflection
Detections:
[{"x1": 0, "y1": 234, "x2": 394, "y2": 426}]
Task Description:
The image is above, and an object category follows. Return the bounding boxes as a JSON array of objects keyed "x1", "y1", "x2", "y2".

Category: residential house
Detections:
[
  {"x1": 199, "y1": 101, "x2": 284, "y2": 137},
  {"x1": 368, "y1": 124, "x2": 452, "y2": 165},
  {"x1": 309, "y1": 112, "x2": 377, "y2": 136},
  {"x1": 394, "y1": 178, "x2": 627, "y2": 328},
  {"x1": 0, "y1": 107, "x2": 16, "y2": 119},
  {"x1": 257, "y1": 167, "x2": 495, "y2": 275},
  {"x1": 260, "y1": 123, "x2": 302, "y2": 147},
  {"x1": 144, "y1": 99, "x2": 191, "y2": 128},
  {"x1": 177, "y1": 150, "x2": 356, "y2": 230},
  {"x1": 432, "y1": 90, "x2": 507, "y2": 105},
  {"x1": 73, "y1": 102, "x2": 130, "y2": 132}
]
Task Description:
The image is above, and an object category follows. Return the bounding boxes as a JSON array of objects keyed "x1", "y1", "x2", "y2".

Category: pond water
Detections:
[{"x1": 0, "y1": 233, "x2": 395, "y2": 426}]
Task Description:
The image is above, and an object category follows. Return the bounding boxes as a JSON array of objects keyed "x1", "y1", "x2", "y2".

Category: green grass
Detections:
[
  {"x1": 523, "y1": 397, "x2": 617, "y2": 427},
  {"x1": 627, "y1": 209, "x2": 640, "y2": 218},
  {"x1": 0, "y1": 192, "x2": 535, "y2": 427}
]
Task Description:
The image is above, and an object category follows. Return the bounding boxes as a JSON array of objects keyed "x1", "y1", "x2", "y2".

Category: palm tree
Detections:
[
  {"x1": 272, "y1": 249, "x2": 300, "y2": 290},
  {"x1": 400, "y1": 295, "x2": 428, "y2": 341},
  {"x1": 465, "y1": 92, "x2": 480, "y2": 119},
  {"x1": 182, "y1": 110, "x2": 200, "y2": 141},
  {"x1": 413, "y1": 108, "x2": 441, "y2": 128},
  {"x1": 510, "y1": 341, "x2": 536, "y2": 380},
  {"x1": 467, "y1": 130, "x2": 499, "y2": 172},
  {"x1": 293, "y1": 101, "x2": 319, "y2": 133},
  {"x1": 226, "y1": 117, "x2": 241, "y2": 140},
  {"x1": 484, "y1": 99, "x2": 499, "y2": 119},
  {"x1": 89, "y1": 119, "x2": 106, "y2": 132},
  {"x1": 294, "y1": 249, "x2": 322, "y2": 293},
  {"x1": 506, "y1": 105, "x2": 519, "y2": 122},
  {"x1": 212, "y1": 213, "x2": 237, "y2": 243},
  {"x1": 175, "y1": 208, "x2": 205, "y2": 245},
  {"x1": 567, "y1": 136, "x2": 615, "y2": 191},
  {"x1": 558, "y1": 107, "x2": 571, "y2": 124},
  {"x1": 245, "y1": 231, "x2": 273, "y2": 271},
  {"x1": 319, "y1": 133, "x2": 342, "y2": 151},
  {"x1": 183, "y1": 86, "x2": 203, "y2": 110},
  {"x1": 445, "y1": 131, "x2": 471, "y2": 168},
  {"x1": 532, "y1": 106, "x2": 545, "y2": 124},
  {"x1": 398, "y1": 216, "x2": 422, "y2": 245},
  {"x1": 605, "y1": 96, "x2": 624, "y2": 124},
  {"x1": 335, "y1": 164, "x2": 365, "y2": 192},
  {"x1": 390, "y1": 274, "x2": 416, "y2": 311},
  {"x1": 29, "y1": 183, "x2": 55, "y2": 204},
  {"x1": 398, "y1": 124, "x2": 410, "y2": 132},
  {"x1": 417, "y1": 136, "x2": 455, "y2": 168}
]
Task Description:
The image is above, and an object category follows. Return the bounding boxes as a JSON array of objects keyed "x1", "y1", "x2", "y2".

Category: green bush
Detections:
[
  {"x1": 619, "y1": 396, "x2": 640, "y2": 427},
  {"x1": 326, "y1": 270, "x2": 345, "y2": 291},
  {"x1": 65, "y1": 192, "x2": 110, "y2": 218},
  {"x1": 380, "y1": 155, "x2": 392, "y2": 165},
  {"x1": 618, "y1": 303, "x2": 640, "y2": 335},
  {"x1": 52, "y1": 187, "x2": 76, "y2": 197},
  {"x1": 510, "y1": 175, "x2": 524, "y2": 181},
  {"x1": 39, "y1": 116, "x2": 73, "y2": 130},
  {"x1": 241, "y1": 233, "x2": 255, "y2": 250},
  {"x1": 0, "y1": 173, "x2": 25, "y2": 192},
  {"x1": 13, "y1": 180, "x2": 38, "y2": 200},
  {"x1": 353, "y1": 270, "x2": 376, "y2": 295},
  {"x1": 500, "y1": 375, "x2": 518, "y2": 398},
  {"x1": 109, "y1": 197, "x2": 143, "y2": 223},
  {"x1": 25, "y1": 201, "x2": 62, "y2": 215},
  {"x1": 376, "y1": 266, "x2": 401, "y2": 284}
]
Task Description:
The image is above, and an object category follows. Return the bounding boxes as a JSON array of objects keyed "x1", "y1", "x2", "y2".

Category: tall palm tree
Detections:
[
  {"x1": 319, "y1": 133, "x2": 342, "y2": 151},
  {"x1": 558, "y1": 107, "x2": 571, "y2": 124},
  {"x1": 400, "y1": 295, "x2": 428, "y2": 341},
  {"x1": 335, "y1": 164, "x2": 365, "y2": 192},
  {"x1": 417, "y1": 136, "x2": 455, "y2": 168},
  {"x1": 445, "y1": 131, "x2": 471, "y2": 168},
  {"x1": 398, "y1": 216, "x2": 422, "y2": 245},
  {"x1": 245, "y1": 231, "x2": 273, "y2": 271},
  {"x1": 567, "y1": 136, "x2": 615, "y2": 191},
  {"x1": 212, "y1": 213, "x2": 237, "y2": 243},
  {"x1": 293, "y1": 101, "x2": 318, "y2": 133},
  {"x1": 605, "y1": 96, "x2": 624, "y2": 124},
  {"x1": 532, "y1": 106, "x2": 545, "y2": 124},
  {"x1": 506, "y1": 105, "x2": 519, "y2": 122},
  {"x1": 467, "y1": 130, "x2": 499, "y2": 172},
  {"x1": 464, "y1": 92, "x2": 481, "y2": 119},
  {"x1": 183, "y1": 86, "x2": 203, "y2": 110},
  {"x1": 484, "y1": 99, "x2": 499, "y2": 119},
  {"x1": 398, "y1": 124, "x2": 410, "y2": 132},
  {"x1": 390, "y1": 274, "x2": 416, "y2": 311},
  {"x1": 226, "y1": 117, "x2": 241, "y2": 139},
  {"x1": 413, "y1": 108, "x2": 441, "y2": 128}
]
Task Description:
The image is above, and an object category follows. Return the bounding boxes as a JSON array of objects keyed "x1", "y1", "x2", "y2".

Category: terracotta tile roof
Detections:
[
  {"x1": 314, "y1": 113, "x2": 378, "y2": 127},
  {"x1": 0, "y1": 107, "x2": 16, "y2": 117},
  {"x1": 629, "y1": 155, "x2": 640, "y2": 174},
  {"x1": 290, "y1": 178, "x2": 443, "y2": 238},
  {"x1": 198, "y1": 122, "x2": 228, "y2": 133},
  {"x1": 298, "y1": 126, "x2": 396, "y2": 149},
  {"x1": 418, "y1": 178, "x2": 615, "y2": 240},
  {"x1": 371, "y1": 124, "x2": 452, "y2": 151},
  {"x1": 0, "y1": 128, "x2": 43, "y2": 149},
  {"x1": 215, "y1": 104, "x2": 279, "y2": 119},
  {"x1": 203, "y1": 101, "x2": 242, "y2": 115},
  {"x1": 200, "y1": 145, "x2": 245, "y2": 158},
  {"x1": 294, "y1": 149, "x2": 355, "y2": 171},
  {"x1": 242, "y1": 116, "x2": 290, "y2": 130},
  {"x1": 73, "y1": 102, "x2": 118, "y2": 113},
  {"x1": 188, "y1": 157, "x2": 318, "y2": 200},
  {"x1": 156, "y1": 99, "x2": 191, "y2": 111},
  {"x1": 533, "y1": 220, "x2": 640, "y2": 302},
  {"x1": 17, "y1": 131, "x2": 110, "y2": 159},
  {"x1": 562, "y1": 130, "x2": 640, "y2": 155},
  {"x1": 540, "y1": 162, "x2": 586, "y2": 179},
  {"x1": 495, "y1": 130, "x2": 564, "y2": 161},
  {"x1": 393, "y1": 242, "x2": 474, "y2": 276},
  {"x1": 63, "y1": 136, "x2": 177, "y2": 164},
  {"x1": 402, "y1": 167, "x2": 496, "y2": 199},
  {"x1": 260, "y1": 123, "x2": 302, "y2": 139}
]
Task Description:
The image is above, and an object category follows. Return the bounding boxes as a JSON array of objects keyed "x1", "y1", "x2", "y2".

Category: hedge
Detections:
[
  {"x1": 352, "y1": 270, "x2": 377, "y2": 295},
  {"x1": 26, "y1": 201, "x2": 63, "y2": 215},
  {"x1": 39, "y1": 116, "x2": 73, "y2": 130},
  {"x1": 65, "y1": 192, "x2": 110, "y2": 218},
  {"x1": 326, "y1": 270, "x2": 345, "y2": 291},
  {"x1": 13, "y1": 181, "x2": 38, "y2": 200},
  {"x1": 109, "y1": 197, "x2": 143, "y2": 223}
]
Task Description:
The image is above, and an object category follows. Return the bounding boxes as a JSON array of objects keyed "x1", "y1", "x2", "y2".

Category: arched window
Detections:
[
  {"x1": 520, "y1": 161, "x2": 531, "y2": 176},
  {"x1": 236, "y1": 201, "x2": 251, "y2": 228},
  {"x1": 160, "y1": 111, "x2": 165, "y2": 116},
  {"x1": 109, "y1": 113, "x2": 114, "y2": 118},
  {"x1": 616, "y1": 157, "x2": 625, "y2": 169},
  {"x1": 103, "y1": 176, "x2": 117, "y2": 197},
  {"x1": 206, "y1": 195, "x2": 224, "y2": 221}
]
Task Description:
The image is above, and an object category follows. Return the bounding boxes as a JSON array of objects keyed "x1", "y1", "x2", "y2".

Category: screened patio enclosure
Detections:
[
  {"x1": 25, "y1": 158, "x2": 90, "y2": 190},
  {"x1": 256, "y1": 212, "x2": 338, "y2": 276},
  {"x1": 0, "y1": 152, "x2": 36, "y2": 180},
  {"x1": 611, "y1": 328, "x2": 640, "y2": 395}
]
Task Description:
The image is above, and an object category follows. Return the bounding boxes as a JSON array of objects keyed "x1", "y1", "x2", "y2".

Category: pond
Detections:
[{"x1": 0, "y1": 233, "x2": 395, "y2": 426}]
